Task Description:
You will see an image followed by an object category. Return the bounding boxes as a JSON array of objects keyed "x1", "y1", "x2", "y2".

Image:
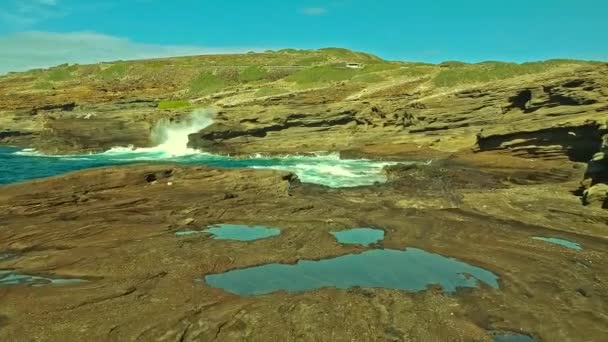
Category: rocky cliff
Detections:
[
  {"x1": 2, "y1": 50, "x2": 608, "y2": 341},
  {"x1": 0, "y1": 49, "x2": 606, "y2": 206}
]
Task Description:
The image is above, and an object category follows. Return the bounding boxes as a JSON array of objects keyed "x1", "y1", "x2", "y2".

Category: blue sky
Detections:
[{"x1": 1, "y1": 0, "x2": 607, "y2": 73}]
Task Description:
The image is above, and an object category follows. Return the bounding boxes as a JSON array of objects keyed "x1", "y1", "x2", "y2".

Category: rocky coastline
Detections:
[{"x1": 1, "y1": 51, "x2": 607, "y2": 341}]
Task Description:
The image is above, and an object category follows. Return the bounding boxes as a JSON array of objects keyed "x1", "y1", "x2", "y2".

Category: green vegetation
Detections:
[
  {"x1": 99, "y1": 62, "x2": 130, "y2": 80},
  {"x1": 287, "y1": 65, "x2": 358, "y2": 85},
  {"x1": 33, "y1": 81, "x2": 54, "y2": 90},
  {"x1": 158, "y1": 100, "x2": 191, "y2": 109},
  {"x1": 393, "y1": 65, "x2": 436, "y2": 78},
  {"x1": 318, "y1": 47, "x2": 382, "y2": 62},
  {"x1": 189, "y1": 72, "x2": 226, "y2": 94},
  {"x1": 47, "y1": 68, "x2": 72, "y2": 82},
  {"x1": 215, "y1": 68, "x2": 240, "y2": 83},
  {"x1": 297, "y1": 56, "x2": 328, "y2": 66},
  {"x1": 255, "y1": 86, "x2": 287, "y2": 97},
  {"x1": 239, "y1": 66, "x2": 268, "y2": 82},
  {"x1": 438, "y1": 61, "x2": 469, "y2": 68},
  {"x1": 4, "y1": 48, "x2": 597, "y2": 101},
  {"x1": 352, "y1": 73, "x2": 386, "y2": 83},
  {"x1": 361, "y1": 63, "x2": 401, "y2": 73},
  {"x1": 433, "y1": 60, "x2": 575, "y2": 87}
]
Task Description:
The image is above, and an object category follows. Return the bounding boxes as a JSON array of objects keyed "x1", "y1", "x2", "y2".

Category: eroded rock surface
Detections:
[
  {"x1": 1, "y1": 51, "x2": 608, "y2": 341},
  {"x1": 0, "y1": 164, "x2": 607, "y2": 341}
]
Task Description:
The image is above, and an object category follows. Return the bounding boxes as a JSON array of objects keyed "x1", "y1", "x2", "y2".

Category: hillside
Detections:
[
  {"x1": 2, "y1": 48, "x2": 608, "y2": 341},
  {"x1": 0, "y1": 48, "x2": 606, "y2": 207}
]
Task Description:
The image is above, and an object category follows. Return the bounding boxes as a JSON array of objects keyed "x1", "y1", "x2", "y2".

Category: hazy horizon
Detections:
[{"x1": 1, "y1": 0, "x2": 607, "y2": 74}]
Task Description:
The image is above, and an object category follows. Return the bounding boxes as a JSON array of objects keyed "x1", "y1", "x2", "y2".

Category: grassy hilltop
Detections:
[{"x1": 0, "y1": 47, "x2": 600, "y2": 111}]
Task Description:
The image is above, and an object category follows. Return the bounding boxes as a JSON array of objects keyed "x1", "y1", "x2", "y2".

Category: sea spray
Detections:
[
  {"x1": 148, "y1": 108, "x2": 214, "y2": 157},
  {"x1": 1, "y1": 107, "x2": 404, "y2": 187},
  {"x1": 102, "y1": 109, "x2": 214, "y2": 157}
]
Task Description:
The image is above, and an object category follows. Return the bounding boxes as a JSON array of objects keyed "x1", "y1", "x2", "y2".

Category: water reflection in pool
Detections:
[
  {"x1": 532, "y1": 237, "x2": 582, "y2": 251},
  {"x1": 205, "y1": 248, "x2": 499, "y2": 296},
  {"x1": 330, "y1": 228, "x2": 384, "y2": 246},
  {"x1": 175, "y1": 224, "x2": 281, "y2": 241},
  {"x1": 0, "y1": 270, "x2": 86, "y2": 286},
  {"x1": 490, "y1": 331, "x2": 537, "y2": 342}
]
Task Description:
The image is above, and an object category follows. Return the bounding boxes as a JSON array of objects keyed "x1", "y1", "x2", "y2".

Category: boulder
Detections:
[{"x1": 582, "y1": 183, "x2": 608, "y2": 208}]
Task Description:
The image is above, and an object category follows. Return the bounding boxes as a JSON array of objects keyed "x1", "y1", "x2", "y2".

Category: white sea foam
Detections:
[
  {"x1": 149, "y1": 109, "x2": 213, "y2": 156},
  {"x1": 14, "y1": 148, "x2": 45, "y2": 156},
  {"x1": 100, "y1": 109, "x2": 214, "y2": 158},
  {"x1": 6, "y1": 108, "x2": 409, "y2": 187},
  {"x1": 14, "y1": 110, "x2": 213, "y2": 159}
]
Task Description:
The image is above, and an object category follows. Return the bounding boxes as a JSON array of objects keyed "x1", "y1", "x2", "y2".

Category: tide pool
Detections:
[
  {"x1": 206, "y1": 224, "x2": 280, "y2": 241},
  {"x1": 331, "y1": 227, "x2": 385, "y2": 246},
  {"x1": 0, "y1": 270, "x2": 86, "y2": 286},
  {"x1": 490, "y1": 332, "x2": 536, "y2": 342},
  {"x1": 0, "y1": 253, "x2": 16, "y2": 260},
  {"x1": 532, "y1": 237, "x2": 582, "y2": 251},
  {"x1": 204, "y1": 248, "x2": 499, "y2": 296},
  {"x1": 175, "y1": 224, "x2": 281, "y2": 241}
]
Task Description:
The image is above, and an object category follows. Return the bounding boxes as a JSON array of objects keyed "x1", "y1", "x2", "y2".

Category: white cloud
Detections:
[
  {"x1": 0, "y1": 0, "x2": 66, "y2": 28},
  {"x1": 0, "y1": 31, "x2": 263, "y2": 75},
  {"x1": 302, "y1": 7, "x2": 327, "y2": 15}
]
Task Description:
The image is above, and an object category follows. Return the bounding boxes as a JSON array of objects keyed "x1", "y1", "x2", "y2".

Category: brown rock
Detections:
[{"x1": 582, "y1": 183, "x2": 608, "y2": 208}]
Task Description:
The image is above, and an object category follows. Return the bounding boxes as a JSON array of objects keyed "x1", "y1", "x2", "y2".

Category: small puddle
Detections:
[
  {"x1": 175, "y1": 230, "x2": 205, "y2": 237},
  {"x1": 330, "y1": 228, "x2": 384, "y2": 246},
  {"x1": 0, "y1": 253, "x2": 16, "y2": 261},
  {"x1": 206, "y1": 224, "x2": 280, "y2": 241},
  {"x1": 176, "y1": 224, "x2": 280, "y2": 241},
  {"x1": 204, "y1": 248, "x2": 499, "y2": 296},
  {"x1": 532, "y1": 237, "x2": 582, "y2": 251},
  {"x1": 490, "y1": 331, "x2": 537, "y2": 342},
  {"x1": 0, "y1": 270, "x2": 86, "y2": 286}
]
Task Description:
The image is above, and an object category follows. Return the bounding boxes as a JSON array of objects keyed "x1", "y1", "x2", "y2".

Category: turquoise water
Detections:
[
  {"x1": 0, "y1": 146, "x2": 392, "y2": 188},
  {"x1": 491, "y1": 332, "x2": 536, "y2": 342},
  {"x1": 175, "y1": 224, "x2": 281, "y2": 241},
  {"x1": 206, "y1": 224, "x2": 281, "y2": 241},
  {"x1": 175, "y1": 230, "x2": 206, "y2": 236},
  {"x1": 204, "y1": 248, "x2": 499, "y2": 296},
  {"x1": 532, "y1": 237, "x2": 582, "y2": 251},
  {"x1": 0, "y1": 270, "x2": 86, "y2": 286},
  {"x1": 330, "y1": 228, "x2": 385, "y2": 246},
  {"x1": 0, "y1": 253, "x2": 16, "y2": 260}
]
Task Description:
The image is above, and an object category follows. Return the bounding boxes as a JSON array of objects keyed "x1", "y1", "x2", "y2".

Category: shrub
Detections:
[
  {"x1": 47, "y1": 68, "x2": 72, "y2": 81},
  {"x1": 352, "y1": 73, "x2": 386, "y2": 83},
  {"x1": 433, "y1": 61, "x2": 571, "y2": 87},
  {"x1": 239, "y1": 66, "x2": 268, "y2": 82},
  {"x1": 361, "y1": 63, "x2": 401, "y2": 73},
  {"x1": 99, "y1": 62, "x2": 130, "y2": 80},
  {"x1": 286, "y1": 65, "x2": 357, "y2": 85},
  {"x1": 189, "y1": 72, "x2": 225, "y2": 94},
  {"x1": 158, "y1": 100, "x2": 190, "y2": 109},
  {"x1": 34, "y1": 81, "x2": 54, "y2": 90},
  {"x1": 216, "y1": 68, "x2": 240, "y2": 83},
  {"x1": 394, "y1": 66, "x2": 436, "y2": 78},
  {"x1": 255, "y1": 86, "x2": 286, "y2": 97}
]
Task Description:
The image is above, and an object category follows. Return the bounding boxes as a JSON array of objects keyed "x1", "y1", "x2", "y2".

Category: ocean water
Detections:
[
  {"x1": 0, "y1": 110, "x2": 397, "y2": 188},
  {"x1": 204, "y1": 248, "x2": 500, "y2": 296}
]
